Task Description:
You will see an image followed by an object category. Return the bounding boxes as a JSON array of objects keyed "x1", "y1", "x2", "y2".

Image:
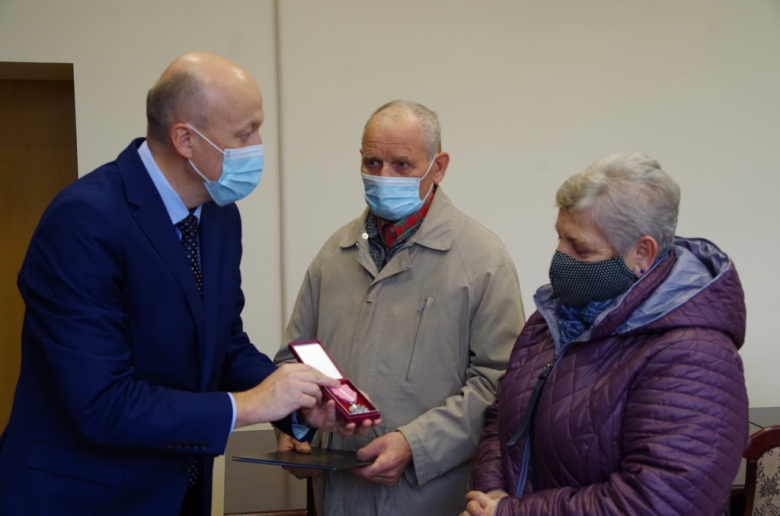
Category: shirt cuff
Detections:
[
  {"x1": 290, "y1": 411, "x2": 313, "y2": 441},
  {"x1": 227, "y1": 392, "x2": 237, "y2": 434}
]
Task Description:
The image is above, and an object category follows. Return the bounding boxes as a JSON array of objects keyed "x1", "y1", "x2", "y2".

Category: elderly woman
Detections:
[{"x1": 463, "y1": 153, "x2": 748, "y2": 516}]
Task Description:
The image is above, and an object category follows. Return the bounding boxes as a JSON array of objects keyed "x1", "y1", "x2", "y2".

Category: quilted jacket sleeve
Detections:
[
  {"x1": 495, "y1": 331, "x2": 749, "y2": 516},
  {"x1": 473, "y1": 399, "x2": 507, "y2": 494}
]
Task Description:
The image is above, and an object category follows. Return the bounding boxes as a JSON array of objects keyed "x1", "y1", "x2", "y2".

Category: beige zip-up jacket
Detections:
[{"x1": 275, "y1": 189, "x2": 524, "y2": 515}]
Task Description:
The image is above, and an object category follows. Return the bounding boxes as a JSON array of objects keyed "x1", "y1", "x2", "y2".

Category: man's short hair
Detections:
[
  {"x1": 555, "y1": 152, "x2": 681, "y2": 257},
  {"x1": 365, "y1": 100, "x2": 441, "y2": 159},
  {"x1": 146, "y1": 71, "x2": 206, "y2": 144}
]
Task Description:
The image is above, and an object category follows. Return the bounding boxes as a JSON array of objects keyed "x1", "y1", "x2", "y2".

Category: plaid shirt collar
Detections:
[{"x1": 376, "y1": 189, "x2": 435, "y2": 251}]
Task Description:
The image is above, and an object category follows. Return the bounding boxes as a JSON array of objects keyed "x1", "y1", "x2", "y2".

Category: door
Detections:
[{"x1": 0, "y1": 62, "x2": 78, "y2": 432}]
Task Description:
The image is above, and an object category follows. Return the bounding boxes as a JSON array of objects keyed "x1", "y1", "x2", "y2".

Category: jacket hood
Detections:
[{"x1": 535, "y1": 236, "x2": 746, "y2": 354}]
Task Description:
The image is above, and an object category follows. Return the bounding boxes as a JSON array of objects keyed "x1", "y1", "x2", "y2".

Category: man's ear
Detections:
[
  {"x1": 632, "y1": 235, "x2": 659, "y2": 276},
  {"x1": 170, "y1": 123, "x2": 195, "y2": 159},
  {"x1": 432, "y1": 152, "x2": 450, "y2": 184}
]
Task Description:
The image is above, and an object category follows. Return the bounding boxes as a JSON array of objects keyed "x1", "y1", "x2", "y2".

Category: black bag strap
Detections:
[{"x1": 506, "y1": 355, "x2": 557, "y2": 448}]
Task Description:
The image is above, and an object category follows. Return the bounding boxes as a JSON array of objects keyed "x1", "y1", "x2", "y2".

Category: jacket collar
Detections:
[{"x1": 338, "y1": 186, "x2": 458, "y2": 251}]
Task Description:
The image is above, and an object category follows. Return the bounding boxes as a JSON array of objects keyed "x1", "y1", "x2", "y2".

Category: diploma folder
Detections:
[{"x1": 232, "y1": 449, "x2": 374, "y2": 470}]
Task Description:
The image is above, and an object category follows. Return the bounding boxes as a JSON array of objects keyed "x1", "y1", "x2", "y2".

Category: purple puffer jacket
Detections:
[{"x1": 473, "y1": 238, "x2": 748, "y2": 515}]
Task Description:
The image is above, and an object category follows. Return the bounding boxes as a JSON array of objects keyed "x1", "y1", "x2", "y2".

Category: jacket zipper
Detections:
[{"x1": 507, "y1": 352, "x2": 561, "y2": 497}]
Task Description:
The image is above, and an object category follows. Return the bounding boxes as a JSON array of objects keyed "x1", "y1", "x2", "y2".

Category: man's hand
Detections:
[
  {"x1": 460, "y1": 490, "x2": 506, "y2": 516},
  {"x1": 350, "y1": 431, "x2": 412, "y2": 485},
  {"x1": 277, "y1": 432, "x2": 321, "y2": 479},
  {"x1": 301, "y1": 398, "x2": 381, "y2": 437},
  {"x1": 232, "y1": 363, "x2": 340, "y2": 428}
]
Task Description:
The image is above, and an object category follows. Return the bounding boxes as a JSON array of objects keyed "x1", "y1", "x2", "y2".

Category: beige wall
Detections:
[
  {"x1": 0, "y1": 1, "x2": 282, "y2": 513},
  {"x1": 0, "y1": 0, "x2": 284, "y2": 359},
  {"x1": 277, "y1": 0, "x2": 780, "y2": 407},
  {"x1": 1, "y1": 0, "x2": 779, "y2": 511}
]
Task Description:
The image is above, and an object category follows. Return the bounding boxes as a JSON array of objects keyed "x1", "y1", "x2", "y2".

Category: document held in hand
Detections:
[{"x1": 233, "y1": 448, "x2": 375, "y2": 470}]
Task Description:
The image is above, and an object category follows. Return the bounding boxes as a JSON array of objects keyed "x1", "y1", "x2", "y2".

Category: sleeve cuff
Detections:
[
  {"x1": 227, "y1": 392, "x2": 237, "y2": 434},
  {"x1": 290, "y1": 411, "x2": 313, "y2": 441}
]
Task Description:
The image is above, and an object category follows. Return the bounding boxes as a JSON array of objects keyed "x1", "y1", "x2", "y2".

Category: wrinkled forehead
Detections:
[{"x1": 361, "y1": 118, "x2": 426, "y2": 158}]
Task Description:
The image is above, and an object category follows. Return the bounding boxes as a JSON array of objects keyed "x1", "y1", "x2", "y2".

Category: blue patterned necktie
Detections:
[
  {"x1": 175, "y1": 214, "x2": 202, "y2": 295},
  {"x1": 175, "y1": 214, "x2": 203, "y2": 489}
]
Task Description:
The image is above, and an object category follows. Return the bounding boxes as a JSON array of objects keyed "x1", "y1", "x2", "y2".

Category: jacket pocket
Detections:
[
  {"x1": 406, "y1": 296, "x2": 434, "y2": 382},
  {"x1": 27, "y1": 440, "x2": 126, "y2": 486}
]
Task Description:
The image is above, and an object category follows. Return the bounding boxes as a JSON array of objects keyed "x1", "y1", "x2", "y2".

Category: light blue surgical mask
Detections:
[
  {"x1": 187, "y1": 124, "x2": 264, "y2": 206},
  {"x1": 362, "y1": 154, "x2": 437, "y2": 221}
]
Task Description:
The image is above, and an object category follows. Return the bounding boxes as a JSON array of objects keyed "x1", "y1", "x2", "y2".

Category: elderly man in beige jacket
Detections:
[{"x1": 274, "y1": 100, "x2": 525, "y2": 515}]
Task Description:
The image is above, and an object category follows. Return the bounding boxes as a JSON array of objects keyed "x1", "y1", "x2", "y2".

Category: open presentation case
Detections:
[{"x1": 288, "y1": 340, "x2": 380, "y2": 424}]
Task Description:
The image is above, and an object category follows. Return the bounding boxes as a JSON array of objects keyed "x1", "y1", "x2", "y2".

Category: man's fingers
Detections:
[
  {"x1": 352, "y1": 417, "x2": 380, "y2": 437},
  {"x1": 277, "y1": 363, "x2": 338, "y2": 392},
  {"x1": 324, "y1": 400, "x2": 339, "y2": 431},
  {"x1": 350, "y1": 450, "x2": 393, "y2": 481},
  {"x1": 348, "y1": 465, "x2": 367, "y2": 479},
  {"x1": 349, "y1": 464, "x2": 384, "y2": 481},
  {"x1": 296, "y1": 365, "x2": 340, "y2": 388},
  {"x1": 293, "y1": 439, "x2": 311, "y2": 453},
  {"x1": 291, "y1": 378, "x2": 324, "y2": 400},
  {"x1": 296, "y1": 392, "x2": 319, "y2": 410},
  {"x1": 356, "y1": 438, "x2": 384, "y2": 461},
  {"x1": 276, "y1": 432, "x2": 295, "y2": 452}
]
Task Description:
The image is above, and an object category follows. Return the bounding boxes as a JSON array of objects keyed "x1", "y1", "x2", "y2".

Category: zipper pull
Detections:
[{"x1": 538, "y1": 355, "x2": 557, "y2": 380}]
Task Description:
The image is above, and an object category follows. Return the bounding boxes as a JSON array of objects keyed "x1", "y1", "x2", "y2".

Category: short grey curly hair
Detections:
[
  {"x1": 556, "y1": 152, "x2": 681, "y2": 257},
  {"x1": 365, "y1": 100, "x2": 441, "y2": 159}
]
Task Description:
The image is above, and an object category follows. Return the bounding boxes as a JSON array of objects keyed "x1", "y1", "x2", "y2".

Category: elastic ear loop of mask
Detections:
[
  {"x1": 187, "y1": 124, "x2": 226, "y2": 155},
  {"x1": 187, "y1": 124, "x2": 226, "y2": 182},
  {"x1": 419, "y1": 153, "x2": 437, "y2": 202}
]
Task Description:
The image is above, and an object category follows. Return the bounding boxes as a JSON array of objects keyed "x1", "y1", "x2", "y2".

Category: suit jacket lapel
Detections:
[
  {"x1": 117, "y1": 139, "x2": 207, "y2": 364},
  {"x1": 198, "y1": 202, "x2": 223, "y2": 391}
]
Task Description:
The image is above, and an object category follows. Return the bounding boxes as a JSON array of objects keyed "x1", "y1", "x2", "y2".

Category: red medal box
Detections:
[{"x1": 288, "y1": 340, "x2": 380, "y2": 424}]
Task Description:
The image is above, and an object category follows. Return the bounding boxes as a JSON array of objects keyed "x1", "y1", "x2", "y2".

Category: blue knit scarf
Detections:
[{"x1": 556, "y1": 298, "x2": 614, "y2": 345}]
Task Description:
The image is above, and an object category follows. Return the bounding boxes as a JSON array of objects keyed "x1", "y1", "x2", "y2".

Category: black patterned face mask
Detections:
[{"x1": 549, "y1": 250, "x2": 636, "y2": 308}]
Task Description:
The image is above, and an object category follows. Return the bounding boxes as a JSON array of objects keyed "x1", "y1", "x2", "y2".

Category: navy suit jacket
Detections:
[{"x1": 0, "y1": 139, "x2": 290, "y2": 515}]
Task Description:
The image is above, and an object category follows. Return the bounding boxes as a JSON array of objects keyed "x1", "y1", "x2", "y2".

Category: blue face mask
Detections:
[
  {"x1": 187, "y1": 124, "x2": 263, "y2": 207},
  {"x1": 361, "y1": 154, "x2": 437, "y2": 221}
]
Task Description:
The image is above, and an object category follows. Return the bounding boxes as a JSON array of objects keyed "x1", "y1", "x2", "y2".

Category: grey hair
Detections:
[
  {"x1": 146, "y1": 71, "x2": 207, "y2": 144},
  {"x1": 365, "y1": 100, "x2": 441, "y2": 159},
  {"x1": 556, "y1": 152, "x2": 681, "y2": 257}
]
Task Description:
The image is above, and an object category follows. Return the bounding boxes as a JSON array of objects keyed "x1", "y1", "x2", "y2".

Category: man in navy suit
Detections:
[{"x1": 0, "y1": 52, "x2": 377, "y2": 515}]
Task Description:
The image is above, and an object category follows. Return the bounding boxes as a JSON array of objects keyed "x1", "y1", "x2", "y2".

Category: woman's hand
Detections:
[{"x1": 460, "y1": 489, "x2": 507, "y2": 516}]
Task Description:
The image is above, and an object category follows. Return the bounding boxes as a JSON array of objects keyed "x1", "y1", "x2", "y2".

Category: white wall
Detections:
[
  {"x1": 0, "y1": 0, "x2": 284, "y2": 358},
  {"x1": 1, "y1": 0, "x2": 779, "y2": 510},
  {"x1": 277, "y1": 0, "x2": 780, "y2": 406},
  {"x1": 0, "y1": 1, "x2": 282, "y2": 513}
]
